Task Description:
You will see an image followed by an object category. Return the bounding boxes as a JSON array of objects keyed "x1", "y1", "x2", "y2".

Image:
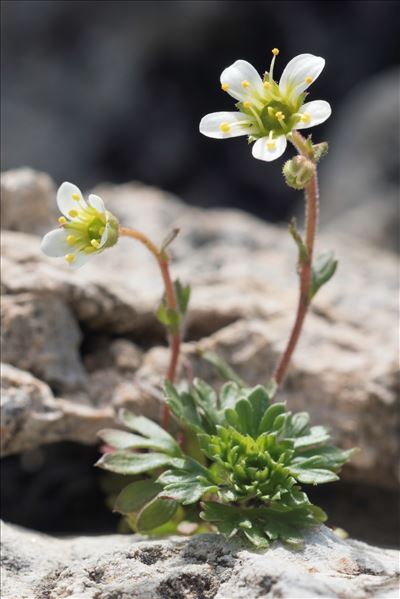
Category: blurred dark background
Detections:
[{"x1": 2, "y1": 0, "x2": 399, "y2": 223}]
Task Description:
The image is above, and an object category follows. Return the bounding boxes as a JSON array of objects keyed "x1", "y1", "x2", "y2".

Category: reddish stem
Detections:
[
  {"x1": 119, "y1": 227, "x2": 181, "y2": 429},
  {"x1": 273, "y1": 132, "x2": 319, "y2": 386}
]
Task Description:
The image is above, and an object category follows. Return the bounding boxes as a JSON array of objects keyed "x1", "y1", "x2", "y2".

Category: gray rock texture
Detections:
[
  {"x1": 1, "y1": 169, "x2": 398, "y2": 491},
  {"x1": 1, "y1": 521, "x2": 399, "y2": 599}
]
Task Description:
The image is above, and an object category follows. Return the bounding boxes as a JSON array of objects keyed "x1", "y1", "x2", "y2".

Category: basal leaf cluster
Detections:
[{"x1": 97, "y1": 379, "x2": 352, "y2": 548}]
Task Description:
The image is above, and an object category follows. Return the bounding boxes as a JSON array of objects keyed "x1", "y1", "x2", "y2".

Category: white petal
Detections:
[
  {"x1": 40, "y1": 228, "x2": 71, "y2": 257},
  {"x1": 57, "y1": 181, "x2": 87, "y2": 218},
  {"x1": 66, "y1": 251, "x2": 93, "y2": 270},
  {"x1": 251, "y1": 135, "x2": 287, "y2": 162},
  {"x1": 88, "y1": 194, "x2": 105, "y2": 213},
  {"x1": 99, "y1": 222, "x2": 110, "y2": 248},
  {"x1": 295, "y1": 100, "x2": 332, "y2": 129},
  {"x1": 220, "y1": 60, "x2": 264, "y2": 101},
  {"x1": 199, "y1": 111, "x2": 257, "y2": 139},
  {"x1": 279, "y1": 54, "x2": 325, "y2": 101}
]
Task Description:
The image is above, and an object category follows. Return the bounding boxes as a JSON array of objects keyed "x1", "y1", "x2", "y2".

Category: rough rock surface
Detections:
[
  {"x1": 0, "y1": 168, "x2": 57, "y2": 235},
  {"x1": 1, "y1": 169, "x2": 398, "y2": 490},
  {"x1": 1, "y1": 521, "x2": 399, "y2": 599},
  {"x1": 1, "y1": 364, "x2": 113, "y2": 454}
]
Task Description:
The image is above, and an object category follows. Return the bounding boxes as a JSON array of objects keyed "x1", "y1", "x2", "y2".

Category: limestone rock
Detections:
[
  {"x1": 1, "y1": 292, "x2": 86, "y2": 391},
  {"x1": 0, "y1": 364, "x2": 113, "y2": 456},
  {"x1": 1, "y1": 521, "x2": 398, "y2": 599},
  {"x1": 0, "y1": 168, "x2": 56, "y2": 235}
]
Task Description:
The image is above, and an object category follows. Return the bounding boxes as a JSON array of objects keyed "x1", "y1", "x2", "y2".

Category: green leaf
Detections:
[
  {"x1": 219, "y1": 382, "x2": 241, "y2": 410},
  {"x1": 258, "y1": 403, "x2": 286, "y2": 435},
  {"x1": 164, "y1": 381, "x2": 203, "y2": 432},
  {"x1": 294, "y1": 446, "x2": 354, "y2": 470},
  {"x1": 156, "y1": 303, "x2": 181, "y2": 332},
  {"x1": 136, "y1": 497, "x2": 178, "y2": 532},
  {"x1": 310, "y1": 251, "x2": 338, "y2": 299},
  {"x1": 200, "y1": 350, "x2": 246, "y2": 387},
  {"x1": 290, "y1": 460, "x2": 339, "y2": 485},
  {"x1": 293, "y1": 426, "x2": 330, "y2": 450},
  {"x1": 158, "y1": 459, "x2": 217, "y2": 505},
  {"x1": 95, "y1": 451, "x2": 184, "y2": 475},
  {"x1": 284, "y1": 413, "x2": 310, "y2": 438},
  {"x1": 174, "y1": 279, "x2": 191, "y2": 315},
  {"x1": 118, "y1": 410, "x2": 181, "y2": 456},
  {"x1": 114, "y1": 480, "x2": 162, "y2": 515},
  {"x1": 97, "y1": 428, "x2": 179, "y2": 454},
  {"x1": 289, "y1": 217, "x2": 308, "y2": 264}
]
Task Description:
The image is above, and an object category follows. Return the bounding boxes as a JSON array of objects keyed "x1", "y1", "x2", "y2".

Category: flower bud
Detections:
[{"x1": 283, "y1": 155, "x2": 316, "y2": 190}]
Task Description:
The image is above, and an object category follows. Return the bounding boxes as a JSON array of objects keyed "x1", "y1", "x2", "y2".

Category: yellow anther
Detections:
[
  {"x1": 267, "y1": 106, "x2": 275, "y2": 117},
  {"x1": 241, "y1": 79, "x2": 250, "y2": 88},
  {"x1": 58, "y1": 216, "x2": 66, "y2": 225},
  {"x1": 72, "y1": 193, "x2": 81, "y2": 201},
  {"x1": 66, "y1": 235, "x2": 77, "y2": 246},
  {"x1": 305, "y1": 76, "x2": 313, "y2": 84},
  {"x1": 65, "y1": 253, "x2": 75, "y2": 264},
  {"x1": 263, "y1": 81, "x2": 271, "y2": 89},
  {"x1": 272, "y1": 48, "x2": 279, "y2": 56},
  {"x1": 68, "y1": 209, "x2": 78, "y2": 218},
  {"x1": 301, "y1": 113, "x2": 311, "y2": 124},
  {"x1": 221, "y1": 82, "x2": 230, "y2": 91},
  {"x1": 267, "y1": 141, "x2": 277, "y2": 150},
  {"x1": 91, "y1": 239, "x2": 100, "y2": 249},
  {"x1": 219, "y1": 122, "x2": 231, "y2": 133},
  {"x1": 243, "y1": 101, "x2": 252, "y2": 109},
  {"x1": 275, "y1": 111, "x2": 285, "y2": 121},
  {"x1": 84, "y1": 246, "x2": 96, "y2": 254}
]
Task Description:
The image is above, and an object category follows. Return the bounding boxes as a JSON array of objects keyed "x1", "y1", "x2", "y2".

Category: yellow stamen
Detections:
[
  {"x1": 84, "y1": 246, "x2": 96, "y2": 254},
  {"x1": 267, "y1": 141, "x2": 277, "y2": 150},
  {"x1": 68, "y1": 209, "x2": 78, "y2": 218},
  {"x1": 58, "y1": 216, "x2": 66, "y2": 225},
  {"x1": 243, "y1": 101, "x2": 252, "y2": 109},
  {"x1": 272, "y1": 48, "x2": 279, "y2": 56},
  {"x1": 72, "y1": 193, "x2": 81, "y2": 201},
  {"x1": 219, "y1": 122, "x2": 231, "y2": 133},
  {"x1": 241, "y1": 80, "x2": 250, "y2": 88},
  {"x1": 66, "y1": 235, "x2": 77, "y2": 246},
  {"x1": 65, "y1": 254, "x2": 75, "y2": 264},
  {"x1": 99, "y1": 227, "x2": 105, "y2": 236},
  {"x1": 275, "y1": 111, "x2": 285, "y2": 121},
  {"x1": 305, "y1": 76, "x2": 313, "y2": 84},
  {"x1": 221, "y1": 82, "x2": 229, "y2": 91},
  {"x1": 263, "y1": 81, "x2": 271, "y2": 89},
  {"x1": 301, "y1": 113, "x2": 311, "y2": 124},
  {"x1": 267, "y1": 107, "x2": 275, "y2": 117},
  {"x1": 91, "y1": 239, "x2": 100, "y2": 249}
]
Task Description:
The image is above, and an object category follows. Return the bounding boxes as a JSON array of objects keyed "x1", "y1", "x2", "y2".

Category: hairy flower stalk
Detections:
[
  {"x1": 118, "y1": 226, "x2": 182, "y2": 428},
  {"x1": 273, "y1": 130, "x2": 319, "y2": 386}
]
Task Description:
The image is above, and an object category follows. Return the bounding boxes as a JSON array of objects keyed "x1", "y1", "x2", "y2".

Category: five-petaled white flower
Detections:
[
  {"x1": 41, "y1": 182, "x2": 119, "y2": 268},
  {"x1": 199, "y1": 49, "x2": 331, "y2": 162}
]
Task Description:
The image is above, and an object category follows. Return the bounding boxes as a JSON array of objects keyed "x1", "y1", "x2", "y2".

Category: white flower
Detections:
[
  {"x1": 199, "y1": 49, "x2": 331, "y2": 162},
  {"x1": 41, "y1": 182, "x2": 119, "y2": 268}
]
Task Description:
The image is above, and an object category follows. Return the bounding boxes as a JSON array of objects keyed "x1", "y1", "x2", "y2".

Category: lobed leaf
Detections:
[{"x1": 96, "y1": 451, "x2": 184, "y2": 475}]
